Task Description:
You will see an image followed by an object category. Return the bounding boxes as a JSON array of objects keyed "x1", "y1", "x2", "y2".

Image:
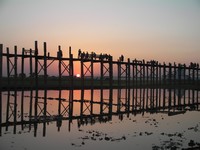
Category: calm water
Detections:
[{"x1": 0, "y1": 88, "x2": 200, "y2": 150}]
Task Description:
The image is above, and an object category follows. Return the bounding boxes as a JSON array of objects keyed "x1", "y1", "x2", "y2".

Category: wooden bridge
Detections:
[
  {"x1": 0, "y1": 41, "x2": 200, "y2": 90},
  {"x1": 0, "y1": 41, "x2": 200, "y2": 137}
]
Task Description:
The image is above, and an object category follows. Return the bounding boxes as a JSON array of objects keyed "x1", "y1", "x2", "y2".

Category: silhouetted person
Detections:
[
  {"x1": 81, "y1": 52, "x2": 85, "y2": 59},
  {"x1": 93, "y1": 52, "x2": 96, "y2": 60},
  {"x1": 121, "y1": 55, "x2": 124, "y2": 62},
  {"x1": 86, "y1": 52, "x2": 89, "y2": 59},
  {"x1": 78, "y1": 49, "x2": 81, "y2": 58},
  {"x1": 57, "y1": 49, "x2": 63, "y2": 59}
]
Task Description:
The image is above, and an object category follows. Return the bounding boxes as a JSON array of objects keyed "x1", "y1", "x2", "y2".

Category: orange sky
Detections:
[{"x1": 0, "y1": 0, "x2": 200, "y2": 76}]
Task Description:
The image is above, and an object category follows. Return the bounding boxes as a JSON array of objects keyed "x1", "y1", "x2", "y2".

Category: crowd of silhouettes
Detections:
[
  {"x1": 78, "y1": 49, "x2": 111, "y2": 61},
  {"x1": 147, "y1": 60, "x2": 158, "y2": 65},
  {"x1": 190, "y1": 62, "x2": 199, "y2": 68}
]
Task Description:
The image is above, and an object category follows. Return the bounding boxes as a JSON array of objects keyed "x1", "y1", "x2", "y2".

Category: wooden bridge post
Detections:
[
  {"x1": 177, "y1": 64, "x2": 181, "y2": 106},
  {"x1": 14, "y1": 46, "x2": 17, "y2": 134},
  {"x1": 117, "y1": 59, "x2": 121, "y2": 112},
  {"x1": 142, "y1": 88, "x2": 145, "y2": 113},
  {"x1": 142, "y1": 59, "x2": 146, "y2": 110},
  {"x1": 183, "y1": 66, "x2": 186, "y2": 105},
  {"x1": 20, "y1": 89, "x2": 24, "y2": 130},
  {"x1": 43, "y1": 43, "x2": 47, "y2": 126},
  {"x1": 191, "y1": 64, "x2": 195, "y2": 105},
  {"x1": 69, "y1": 47, "x2": 74, "y2": 121},
  {"x1": 150, "y1": 61, "x2": 153, "y2": 86},
  {"x1": 0, "y1": 44, "x2": 2, "y2": 88},
  {"x1": 196, "y1": 64, "x2": 199, "y2": 87},
  {"x1": 0, "y1": 93, "x2": 2, "y2": 136},
  {"x1": 6, "y1": 48, "x2": 10, "y2": 87},
  {"x1": 43, "y1": 42, "x2": 47, "y2": 86},
  {"x1": 168, "y1": 63, "x2": 172, "y2": 85},
  {"x1": 5, "y1": 91, "x2": 10, "y2": 131},
  {"x1": 21, "y1": 48, "x2": 25, "y2": 130},
  {"x1": 14, "y1": 90, "x2": 17, "y2": 134},
  {"x1": 156, "y1": 61, "x2": 158, "y2": 85},
  {"x1": 132, "y1": 61, "x2": 135, "y2": 111},
  {"x1": 0, "y1": 44, "x2": 2, "y2": 136},
  {"x1": 109, "y1": 56, "x2": 113, "y2": 114},
  {"x1": 57, "y1": 92, "x2": 63, "y2": 132},
  {"x1": 139, "y1": 62, "x2": 142, "y2": 86},
  {"x1": 57, "y1": 45, "x2": 62, "y2": 124},
  {"x1": 134, "y1": 61, "x2": 138, "y2": 110},
  {"x1": 197, "y1": 88, "x2": 199, "y2": 108},
  {"x1": 127, "y1": 58, "x2": 131, "y2": 112},
  {"x1": 135, "y1": 61, "x2": 138, "y2": 87},
  {"x1": 34, "y1": 41, "x2": 38, "y2": 126},
  {"x1": 34, "y1": 41, "x2": 38, "y2": 89},
  {"x1": 14, "y1": 46, "x2": 18, "y2": 87},
  {"x1": 192, "y1": 86, "x2": 195, "y2": 105},
  {"x1": 58, "y1": 45, "x2": 62, "y2": 88},
  {"x1": 29, "y1": 48, "x2": 34, "y2": 89},
  {"x1": 188, "y1": 64, "x2": 191, "y2": 86},
  {"x1": 69, "y1": 89, "x2": 74, "y2": 125},
  {"x1": 163, "y1": 62, "x2": 166, "y2": 86},
  {"x1": 168, "y1": 63, "x2": 172, "y2": 109},
  {"x1": 163, "y1": 87, "x2": 166, "y2": 109},
  {"x1": 177, "y1": 64, "x2": 181, "y2": 85},
  {"x1": 58, "y1": 89, "x2": 62, "y2": 120},
  {"x1": 21, "y1": 48, "x2": 25, "y2": 88},
  {"x1": 158, "y1": 63, "x2": 162, "y2": 108},
  {"x1": 69, "y1": 46, "x2": 74, "y2": 89},
  {"x1": 173, "y1": 63, "x2": 176, "y2": 107},
  {"x1": 146, "y1": 84, "x2": 149, "y2": 110},
  {"x1": 196, "y1": 64, "x2": 199, "y2": 84},
  {"x1": 168, "y1": 87, "x2": 172, "y2": 110},
  {"x1": 159, "y1": 63, "x2": 162, "y2": 85},
  {"x1": 80, "y1": 51, "x2": 84, "y2": 116},
  {"x1": 146, "y1": 62, "x2": 149, "y2": 86},
  {"x1": 100, "y1": 57, "x2": 104, "y2": 114},
  {"x1": 90, "y1": 54, "x2": 94, "y2": 115},
  {"x1": 183, "y1": 64, "x2": 186, "y2": 85},
  {"x1": 29, "y1": 90, "x2": 33, "y2": 130},
  {"x1": 145, "y1": 62, "x2": 149, "y2": 110},
  {"x1": 192, "y1": 63, "x2": 195, "y2": 84},
  {"x1": 142, "y1": 60, "x2": 145, "y2": 85},
  {"x1": 149, "y1": 61, "x2": 154, "y2": 109},
  {"x1": 155, "y1": 62, "x2": 158, "y2": 109},
  {"x1": 188, "y1": 89, "x2": 191, "y2": 105},
  {"x1": 173, "y1": 63, "x2": 176, "y2": 86}
]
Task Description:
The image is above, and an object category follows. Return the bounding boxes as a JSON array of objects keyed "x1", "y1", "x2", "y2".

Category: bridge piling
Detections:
[{"x1": 0, "y1": 44, "x2": 2, "y2": 136}]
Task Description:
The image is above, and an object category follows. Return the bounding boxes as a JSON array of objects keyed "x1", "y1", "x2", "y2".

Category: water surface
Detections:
[{"x1": 0, "y1": 88, "x2": 200, "y2": 150}]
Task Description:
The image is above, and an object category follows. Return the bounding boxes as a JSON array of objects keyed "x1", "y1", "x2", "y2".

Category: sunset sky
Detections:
[{"x1": 0, "y1": 0, "x2": 200, "y2": 66}]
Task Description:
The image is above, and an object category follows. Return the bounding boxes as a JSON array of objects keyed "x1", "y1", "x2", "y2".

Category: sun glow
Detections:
[{"x1": 76, "y1": 74, "x2": 80, "y2": 78}]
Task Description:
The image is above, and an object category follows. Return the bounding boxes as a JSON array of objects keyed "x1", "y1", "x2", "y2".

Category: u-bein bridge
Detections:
[
  {"x1": 0, "y1": 41, "x2": 200, "y2": 90},
  {"x1": 0, "y1": 88, "x2": 199, "y2": 137}
]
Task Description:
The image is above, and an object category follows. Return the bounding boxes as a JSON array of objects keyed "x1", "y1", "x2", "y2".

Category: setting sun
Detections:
[{"x1": 76, "y1": 74, "x2": 80, "y2": 78}]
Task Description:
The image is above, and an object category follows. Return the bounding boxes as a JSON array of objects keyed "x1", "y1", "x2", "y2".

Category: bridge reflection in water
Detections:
[{"x1": 0, "y1": 88, "x2": 199, "y2": 137}]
